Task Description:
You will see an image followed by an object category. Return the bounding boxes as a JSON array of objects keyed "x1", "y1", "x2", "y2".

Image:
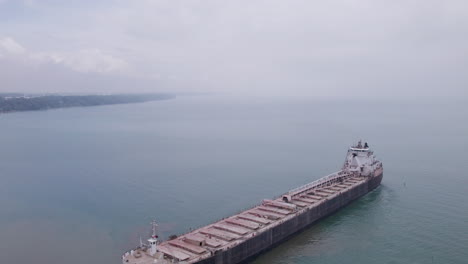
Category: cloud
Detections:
[
  {"x1": 0, "y1": 37, "x2": 26, "y2": 55},
  {"x1": 0, "y1": 36, "x2": 129, "y2": 75},
  {"x1": 0, "y1": 57, "x2": 162, "y2": 94},
  {"x1": 0, "y1": 1, "x2": 467, "y2": 97},
  {"x1": 32, "y1": 49, "x2": 129, "y2": 74},
  {"x1": 63, "y1": 49, "x2": 129, "y2": 74}
]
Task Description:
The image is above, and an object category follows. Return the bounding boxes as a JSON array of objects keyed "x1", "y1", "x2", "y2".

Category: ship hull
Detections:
[{"x1": 195, "y1": 173, "x2": 383, "y2": 264}]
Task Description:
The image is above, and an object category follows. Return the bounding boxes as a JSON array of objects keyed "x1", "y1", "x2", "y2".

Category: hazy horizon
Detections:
[{"x1": 1, "y1": 0, "x2": 467, "y2": 99}]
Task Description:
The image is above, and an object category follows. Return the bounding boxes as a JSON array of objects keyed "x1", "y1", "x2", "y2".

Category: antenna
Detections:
[{"x1": 151, "y1": 220, "x2": 159, "y2": 238}]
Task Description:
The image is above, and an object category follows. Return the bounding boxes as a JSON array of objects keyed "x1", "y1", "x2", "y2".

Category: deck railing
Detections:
[{"x1": 287, "y1": 170, "x2": 352, "y2": 197}]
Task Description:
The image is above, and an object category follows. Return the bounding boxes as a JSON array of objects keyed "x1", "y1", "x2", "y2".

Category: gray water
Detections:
[{"x1": 0, "y1": 95, "x2": 467, "y2": 264}]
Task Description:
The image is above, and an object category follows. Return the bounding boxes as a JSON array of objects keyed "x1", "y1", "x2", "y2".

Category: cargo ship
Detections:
[{"x1": 122, "y1": 141, "x2": 383, "y2": 264}]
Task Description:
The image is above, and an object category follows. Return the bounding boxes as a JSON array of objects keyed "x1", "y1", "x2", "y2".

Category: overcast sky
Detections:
[{"x1": 0, "y1": 0, "x2": 467, "y2": 98}]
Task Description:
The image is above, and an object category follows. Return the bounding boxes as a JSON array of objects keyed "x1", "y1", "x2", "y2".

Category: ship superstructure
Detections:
[{"x1": 122, "y1": 141, "x2": 383, "y2": 264}]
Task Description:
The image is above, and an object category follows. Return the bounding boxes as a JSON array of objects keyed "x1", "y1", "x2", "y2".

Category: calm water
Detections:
[{"x1": 0, "y1": 95, "x2": 467, "y2": 264}]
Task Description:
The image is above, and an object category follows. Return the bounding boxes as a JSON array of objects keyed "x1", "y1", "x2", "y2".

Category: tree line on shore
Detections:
[{"x1": 0, "y1": 93, "x2": 175, "y2": 113}]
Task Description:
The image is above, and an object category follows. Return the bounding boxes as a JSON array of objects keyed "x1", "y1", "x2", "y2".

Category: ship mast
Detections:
[
  {"x1": 151, "y1": 220, "x2": 159, "y2": 238},
  {"x1": 148, "y1": 220, "x2": 159, "y2": 256}
]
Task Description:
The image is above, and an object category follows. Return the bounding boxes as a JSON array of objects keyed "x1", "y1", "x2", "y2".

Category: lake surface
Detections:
[{"x1": 0, "y1": 95, "x2": 467, "y2": 264}]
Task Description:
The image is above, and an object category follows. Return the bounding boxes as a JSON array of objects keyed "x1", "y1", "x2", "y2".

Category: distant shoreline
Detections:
[{"x1": 0, "y1": 93, "x2": 176, "y2": 114}]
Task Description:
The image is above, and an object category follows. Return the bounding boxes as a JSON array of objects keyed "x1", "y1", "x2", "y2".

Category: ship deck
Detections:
[{"x1": 123, "y1": 173, "x2": 367, "y2": 264}]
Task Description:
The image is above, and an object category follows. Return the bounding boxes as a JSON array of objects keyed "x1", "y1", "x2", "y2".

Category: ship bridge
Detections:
[{"x1": 343, "y1": 141, "x2": 381, "y2": 177}]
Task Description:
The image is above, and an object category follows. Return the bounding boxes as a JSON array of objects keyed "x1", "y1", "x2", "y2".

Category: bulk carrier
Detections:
[{"x1": 122, "y1": 141, "x2": 383, "y2": 264}]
